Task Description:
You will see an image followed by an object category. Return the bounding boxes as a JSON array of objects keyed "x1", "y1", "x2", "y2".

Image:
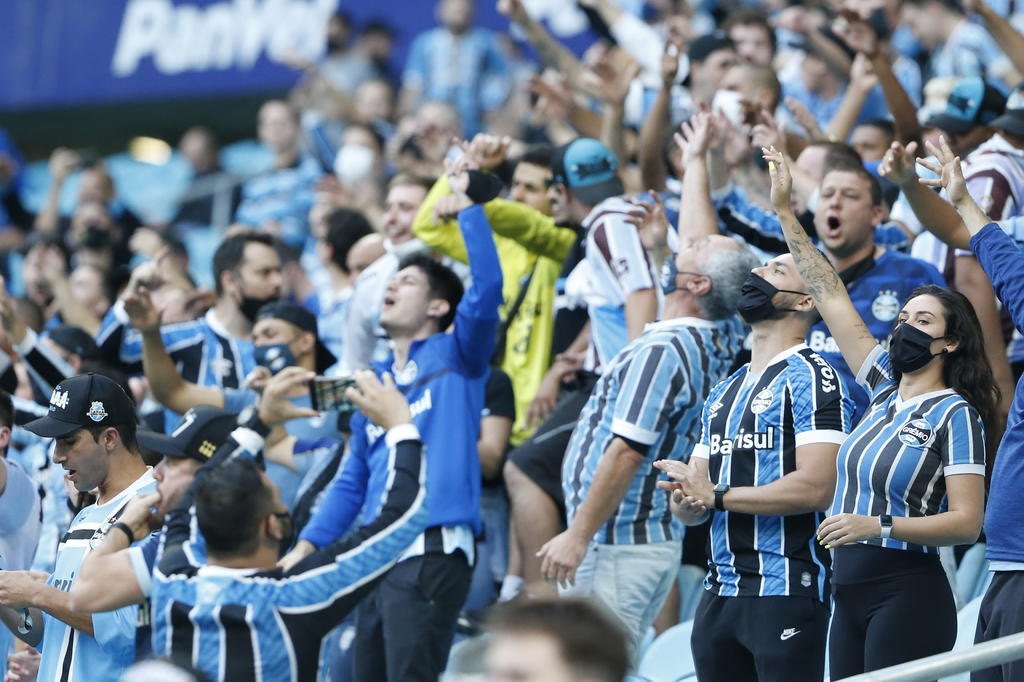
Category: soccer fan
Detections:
[
  {"x1": 147, "y1": 371, "x2": 428, "y2": 681},
  {"x1": 343, "y1": 174, "x2": 434, "y2": 371},
  {"x1": 121, "y1": 291, "x2": 341, "y2": 510},
  {"x1": 485, "y1": 597, "x2": 630, "y2": 682},
  {"x1": 766, "y1": 146, "x2": 992, "y2": 677},
  {"x1": 537, "y1": 234, "x2": 757, "y2": 654},
  {"x1": 279, "y1": 161, "x2": 502, "y2": 682},
  {"x1": 96, "y1": 230, "x2": 283, "y2": 430},
  {"x1": 682, "y1": 111, "x2": 946, "y2": 418},
  {"x1": 413, "y1": 136, "x2": 577, "y2": 445},
  {"x1": 912, "y1": 140, "x2": 1024, "y2": 682},
  {"x1": 0, "y1": 374, "x2": 154, "y2": 682},
  {"x1": 503, "y1": 137, "x2": 659, "y2": 595},
  {"x1": 235, "y1": 100, "x2": 323, "y2": 251},
  {"x1": 657, "y1": 255, "x2": 855, "y2": 682}
]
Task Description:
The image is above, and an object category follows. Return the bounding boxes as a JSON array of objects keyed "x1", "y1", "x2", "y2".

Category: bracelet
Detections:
[{"x1": 110, "y1": 521, "x2": 136, "y2": 544}]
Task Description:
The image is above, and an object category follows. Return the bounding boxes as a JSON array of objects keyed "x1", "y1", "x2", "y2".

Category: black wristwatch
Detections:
[
  {"x1": 713, "y1": 482, "x2": 730, "y2": 511},
  {"x1": 238, "y1": 406, "x2": 272, "y2": 438}
]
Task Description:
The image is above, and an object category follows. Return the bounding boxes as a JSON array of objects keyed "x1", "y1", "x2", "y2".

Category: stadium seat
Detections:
[
  {"x1": 939, "y1": 596, "x2": 984, "y2": 682},
  {"x1": 219, "y1": 140, "x2": 274, "y2": 178},
  {"x1": 955, "y1": 544, "x2": 987, "y2": 606},
  {"x1": 637, "y1": 620, "x2": 696, "y2": 682},
  {"x1": 677, "y1": 565, "x2": 706, "y2": 622}
]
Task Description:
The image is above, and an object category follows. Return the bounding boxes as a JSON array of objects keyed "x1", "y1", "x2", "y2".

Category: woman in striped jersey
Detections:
[{"x1": 762, "y1": 146, "x2": 997, "y2": 679}]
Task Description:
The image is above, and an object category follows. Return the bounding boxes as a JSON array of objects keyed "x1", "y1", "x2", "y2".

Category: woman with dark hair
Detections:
[{"x1": 762, "y1": 146, "x2": 994, "y2": 678}]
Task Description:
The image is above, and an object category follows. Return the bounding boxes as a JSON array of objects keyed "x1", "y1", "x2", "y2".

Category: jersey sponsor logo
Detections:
[
  {"x1": 708, "y1": 427, "x2": 776, "y2": 455},
  {"x1": 871, "y1": 289, "x2": 901, "y2": 322},
  {"x1": 750, "y1": 388, "x2": 774, "y2": 414},
  {"x1": 50, "y1": 389, "x2": 70, "y2": 410},
  {"x1": 801, "y1": 571, "x2": 812, "y2": 588},
  {"x1": 807, "y1": 352, "x2": 838, "y2": 393},
  {"x1": 898, "y1": 418, "x2": 934, "y2": 447},
  {"x1": 87, "y1": 401, "x2": 108, "y2": 422}
]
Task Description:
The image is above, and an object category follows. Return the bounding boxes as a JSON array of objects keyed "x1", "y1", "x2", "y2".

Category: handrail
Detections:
[{"x1": 841, "y1": 631, "x2": 1024, "y2": 681}]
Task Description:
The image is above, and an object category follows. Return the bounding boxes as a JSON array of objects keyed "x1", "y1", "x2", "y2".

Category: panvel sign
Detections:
[
  {"x1": 0, "y1": 0, "x2": 338, "y2": 110},
  {"x1": 0, "y1": 0, "x2": 596, "y2": 111}
]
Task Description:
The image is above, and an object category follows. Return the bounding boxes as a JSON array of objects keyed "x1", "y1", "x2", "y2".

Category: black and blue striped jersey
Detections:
[
  {"x1": 150, "y1": 430, "x2": 427, "y2": 682},
  {"x1": 831, "y1": 346, "x2": 986, "y2": 554},
  {"x1": 693, "y1": 344, "x2": 855, "y2": 601}
]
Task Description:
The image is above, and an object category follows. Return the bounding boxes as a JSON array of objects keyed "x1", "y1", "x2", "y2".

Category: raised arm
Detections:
[
  {"x1": 638, "y1": 44, "x2": 680, "y2": 192},
  {"x1": 969, "y1": 0, "x2": 1024, "y2": 79},
  {"x1": 762, "y1": 146, "x2": 877, "y2": 374},
  {"x1": 123, "y1": 285, "x2": 223, "y2": 414},
  {"x1": 832, "y1": 12, "x2": 922, "y2": 143},
  {"x1": 676, "y1": 112, "x2": 722, "y2": 240},
  {"x1": 497, "y1": 0, "x2": 584, "y2": 83},
  {"x1": 917, "y1": 137, "x2": 995, "y2": 238},
  {"x1": 824, "y1": 53, "x2": 878, "y2": 144}
]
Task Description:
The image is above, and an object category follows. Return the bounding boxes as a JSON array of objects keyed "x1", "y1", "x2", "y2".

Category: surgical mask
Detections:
[
  {"x1": 254, "y1": 342, "x2": 296, "y2": 375},
  {"x1": 334, "y1": 144, "x2": 376, "y2": 185},
  {"x1": 711, "y1": 89, "x2": 745, "y2": 127},
  {"x1": 889, "y1": 323, "x2": 946, "y2": 373},
  {"x1": 736, "y1": 273, "x2": 808, "y2": 325}
]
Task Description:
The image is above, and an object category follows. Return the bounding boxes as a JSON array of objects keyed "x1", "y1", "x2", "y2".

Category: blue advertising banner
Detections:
[{"x1": 0, "y1": 0, "x2": 598, "y2": 111}]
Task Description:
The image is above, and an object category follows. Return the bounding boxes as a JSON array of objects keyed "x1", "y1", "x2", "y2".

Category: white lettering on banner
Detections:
[
  {"x1": 111, "y1": 0, "x2": 338, "y2": 77},
  {"x1": 365, "y1": 389, "x2": 433, "y2": 442},
  {"x1": 708, "y1": 427, "x2": 776, "y2": 456}
]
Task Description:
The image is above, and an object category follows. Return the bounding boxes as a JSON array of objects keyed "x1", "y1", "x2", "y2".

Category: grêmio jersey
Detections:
[
  {"x1": 37, "y1": 469, "x2": 156, "y2": 682},
  {"x1": 692, "y1": 344, "x2": 854, "y2": 602}
]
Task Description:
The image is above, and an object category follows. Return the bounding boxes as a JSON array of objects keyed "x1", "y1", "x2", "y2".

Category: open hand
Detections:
[
  {"x1": 762, "y1": 145, "x2": 794, "y2": 213},
  {"x1": 257, "y1": 366, "x2": 318, "y2": 427},
  {"x1": 916, "y1": 136, "x2": 968, "y2": 205},
  {"x1": 878, "y1": 140, "x2": 919, "y2": 186}
]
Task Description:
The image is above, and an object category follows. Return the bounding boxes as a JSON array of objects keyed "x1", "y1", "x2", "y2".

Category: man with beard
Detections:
[{"x1": 96, "y1": 231, "x2": 283, "y2": 431}]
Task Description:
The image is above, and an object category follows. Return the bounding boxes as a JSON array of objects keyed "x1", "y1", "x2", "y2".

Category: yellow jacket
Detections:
[{"x1": 413, "y1": 176, "x2": 577, "y2": 445}]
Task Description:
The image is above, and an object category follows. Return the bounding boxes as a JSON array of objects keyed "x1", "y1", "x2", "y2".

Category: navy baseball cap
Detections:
[
  {"x1": 48, "y1": 326, "x2": 99, "y2": 361},
  {"x1": 925, "y1": 77, "x2": 1007, "y2": 135},
  {"x1": 137, "y1": 405, "x2": 237, "y2": 463},
  {"x1": 25, "y1": 373, "x2": 137, "y2": 438},
  {"x1": 255, "y1": 301, "x2": 337, "y2": 374},
  {"x1": 551, "y1": 138, "x2": 624, "y2": 205},
  {"x1": 990, "y1": 85, "x2": 1024, "y2": 137}
]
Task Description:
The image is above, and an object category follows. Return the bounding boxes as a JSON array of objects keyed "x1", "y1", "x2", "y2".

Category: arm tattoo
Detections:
[{"x1": 778, "y1": 213, "x2": 845, "y2": 299}]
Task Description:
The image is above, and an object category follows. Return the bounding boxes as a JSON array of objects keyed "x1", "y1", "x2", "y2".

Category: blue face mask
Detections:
[{"x1": 254, "y1": 343, "x2": 296, "y2": 375}]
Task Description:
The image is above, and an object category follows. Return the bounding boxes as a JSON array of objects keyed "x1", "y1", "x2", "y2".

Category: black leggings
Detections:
[{"x1": 829, "y1": 568, "x2": 957, "y2": 680}]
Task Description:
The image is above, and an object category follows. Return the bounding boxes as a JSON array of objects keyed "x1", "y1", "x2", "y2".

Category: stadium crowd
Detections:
[{"x1": 2, "y1": 0, "x2": 1024, "y2": 680}]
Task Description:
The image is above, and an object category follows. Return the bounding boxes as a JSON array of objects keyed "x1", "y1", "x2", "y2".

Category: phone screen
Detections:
[{"x1": 309, "y1": 376, "x2": 357, "y2": 413}]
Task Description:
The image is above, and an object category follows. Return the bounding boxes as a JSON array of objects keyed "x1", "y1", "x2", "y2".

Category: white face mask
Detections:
[
  {"x1": 334, "y1": 144, "x2": 376, "y2": 184},
  {"x1": 711, "y1": 89, "x2": 745, "y2": 127}
]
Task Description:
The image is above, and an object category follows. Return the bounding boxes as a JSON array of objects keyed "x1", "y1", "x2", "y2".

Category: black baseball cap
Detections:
[
  {"x1": 990, "y1": 85, "x2": 1024, "y2": 137},
  {"x1": 25, "y1": 373, "x2": 137, "y2": 438},
  {"x1": 48, "y1": 326, "x2": 99, "y2": 361},
  {"x1": 255, "y1": 301, "x2": 337, "y2": 373},
  {"x1": 137, "y1": 405, "x2": 237, "y2": 463}
]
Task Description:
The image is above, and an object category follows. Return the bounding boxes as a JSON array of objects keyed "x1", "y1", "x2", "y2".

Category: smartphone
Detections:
[{"x1": 309, "y1": 375, "x2": 357, "y2": 413}]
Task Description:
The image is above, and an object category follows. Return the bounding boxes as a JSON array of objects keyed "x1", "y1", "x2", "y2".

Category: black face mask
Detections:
[
  {"x1": 238, "y1": 294, "x2": 277, "y2": 322},
  {"x1": 736, "y1": 273, "x2": 808, "y2": 325},
  {"x1": 889, "y1": 323, "x2": 946, "y2": 373}
]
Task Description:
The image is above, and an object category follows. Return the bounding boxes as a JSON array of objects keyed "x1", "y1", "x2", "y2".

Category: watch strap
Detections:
[
  {"x1": 714, "y1": 489, "x2": 727, "y2": 512},
  {"x1": 879, "y1": 514, "x2": 893, "y2": 539}
]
